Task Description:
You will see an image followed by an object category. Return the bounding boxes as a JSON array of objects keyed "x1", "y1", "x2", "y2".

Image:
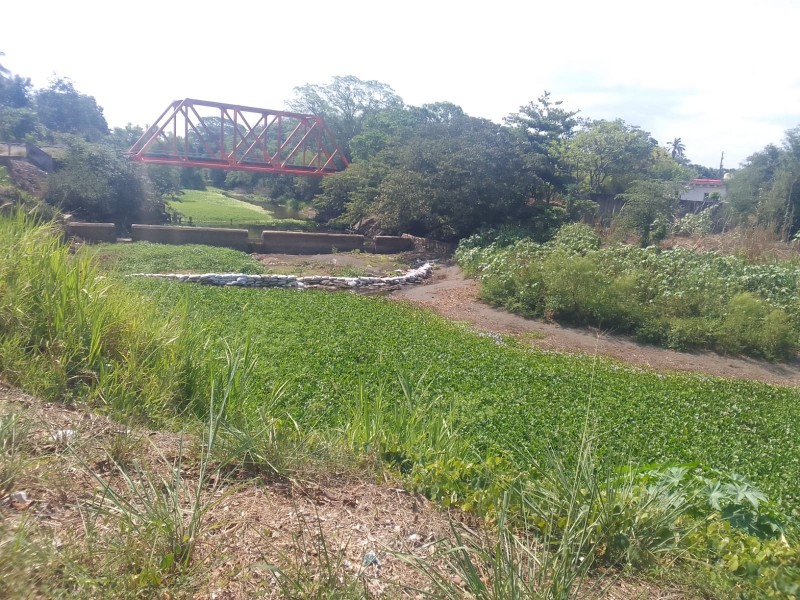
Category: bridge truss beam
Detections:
[{"x1": 127, "y1": 98, "x2": 349, "y2": 176}]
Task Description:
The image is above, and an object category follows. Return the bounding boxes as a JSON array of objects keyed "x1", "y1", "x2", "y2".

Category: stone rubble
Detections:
[{"x1": 130, "y1": 263, "x2": 433, "y2": 291}]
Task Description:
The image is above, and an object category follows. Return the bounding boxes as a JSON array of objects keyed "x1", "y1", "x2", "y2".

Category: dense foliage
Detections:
[
  {"x1": 45, "y1": 136, "x2": 163, "y2": 227},
  {"x1": 457, "y1": 225, "x2": 800, "y2": 360},
  {"x1": 3, "y1": 213, "x2": 800, "y2": 596},
  {"x1": 83, "y1": 242, "x2": 267, "y2": 275},
  {"x1": 725, "y1": 126, "x2": 800, "y2": 238}
]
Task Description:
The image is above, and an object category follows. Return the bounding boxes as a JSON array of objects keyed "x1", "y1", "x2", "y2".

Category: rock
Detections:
[{"x1": 362, "y1": 551, "x2": 381, "y2": 567}]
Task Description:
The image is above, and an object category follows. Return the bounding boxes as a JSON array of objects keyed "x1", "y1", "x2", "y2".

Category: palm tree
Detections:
[{"x1": 667, "y1": 137, "x2": 686, "y2": 160}]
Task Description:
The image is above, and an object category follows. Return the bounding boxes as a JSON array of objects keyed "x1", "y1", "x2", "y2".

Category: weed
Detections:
[
  {"x1": 86, "y1": 348, "x2": 247, "y2": 578},
  {"x1": 0, "y1": 412, "x2": 27, "y2": 498},
  {"x1": 343, "y1": 371, "x2": 469, "y2": 476},
  {"x1": 82, "y1": 240, "x2": 267, "y2": 275}
]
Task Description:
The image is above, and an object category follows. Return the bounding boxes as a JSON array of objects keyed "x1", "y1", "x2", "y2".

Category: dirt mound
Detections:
[{"x1": 7, "y1": 159, "x2": 47, "y2": 198}]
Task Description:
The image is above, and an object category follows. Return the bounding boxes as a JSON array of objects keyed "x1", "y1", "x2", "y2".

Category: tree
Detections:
[
  {"x1": 0, "y1": 74, "x2": 33, "y2": 109},
  {"x1": 288, "y1": 75, "x2": 403, "y2": 155},
  {"x1": 45, "y1": 136, "x2": 162, "y2": 227},
  {"x1": 0, "y1": 57, "x2": 38, "y2": 141},
  {"x1": 35, "y1": 78, "x2": 108, "y2": 141},
  {"x1": 554, "y1": 119, "x2": 656, "y2": 195},
  {"x1": 724, "y1": 144, "x2": 781, "y2": 226},
  {"x1": 147, "y1": 165, "x2": 182, "y2": 200},
  {"x1": 505, "y1": 92, "x2": 582, "y2": 203},
  {"x1": 107, "y1": 124, "x2": 144, "y2": 151},
  {"x1": 722, "y1": 129, "x2": 800, "y2": 238},
  {"x1": 613, "y1": 179, "x2": 681, "y2": 246},
  {"x1": 505, "y1": 91, "x2": 581, "y2": 154},
  {"x1": 0, "y1": 107, "x2": 40, "y2": 141},
  {"x1": 667, "y1": 137, "x2": 686, "y2": 161},
  {"x1": 316, "y1": 109, "x2": 551, "y2": 240},
  {"x1": 648, "y1": 146, "x2": 694, "y2": 182}
]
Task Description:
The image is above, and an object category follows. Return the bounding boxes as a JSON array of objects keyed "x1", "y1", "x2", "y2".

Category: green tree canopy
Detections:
[
  {"x1": 0, "y1": 51, "x2": 8, "y2": 80},
  {"x1": 725, "y1": 127, "x2": 800, "y2": 238},
  {"x1": 35, "y1": 78, "x2": 109, "y2": 142},
  {"x1": 613, "y1": 179, "x2": 681, "y2": 246},
  {"x1": 0, "y1": 74, "x2": 33, "y2": 109},
  {"x1": 667, "y1": 137, "x2": 686, "y2": 161},
  {"x1": 505, "y1": 91, "x2": 582, "y2": 203},
  {"x1": 505, "y1": 91, "x2": 581, "y2": 154},
  {"x1": 554, "y1": 119, "x2": 656, "y2": 195},
  {"x1": 316, "y1": 108, "x2": 562, "y2": 240},
  {"x1": 288, "y1": 75, "x2": 403, "y2": 156},
  {"x1": 45, "y1": 136, "x2": 162, "y2": 227}
]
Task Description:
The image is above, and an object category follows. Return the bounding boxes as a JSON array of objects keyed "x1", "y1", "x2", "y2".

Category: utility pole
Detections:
[{"x1": 718, "y1": 151, "x2": 724, "y2": 179}]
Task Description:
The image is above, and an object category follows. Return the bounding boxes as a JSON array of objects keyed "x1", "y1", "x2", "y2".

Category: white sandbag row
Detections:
[{"x1": 130, "y1": 263, "x2": 433, "y2": 291}]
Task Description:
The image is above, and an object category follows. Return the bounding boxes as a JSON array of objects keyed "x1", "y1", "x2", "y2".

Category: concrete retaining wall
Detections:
[
  {"x1": 374, "y1": 236, "x2": 415, "y2": 254},
  {"x1": 261, "y1": 230, "x2": 364, "y2": 254},
  {"x1": 132, "y1": 225, "x2": 249, "y2": 250},
  {"x1": 66, "y1": 222, "x2": 117, "y2": 244}
]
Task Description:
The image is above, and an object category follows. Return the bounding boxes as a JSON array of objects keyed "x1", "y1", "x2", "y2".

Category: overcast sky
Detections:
[{"x1": 3, "y1": 0, "x2": 799, "y2": 168}]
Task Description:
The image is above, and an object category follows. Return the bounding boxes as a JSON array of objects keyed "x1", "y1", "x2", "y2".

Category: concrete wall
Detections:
[
  {"x1": 25, "y1": 143, "x2": 55, "y2": 172},
  {"x1": 260, "y1": 230, "x2": 364, "y2": 254},
  {"x1": 132, "y1": 225, "x2": 249, "y2": 250},
  {"x1": 66, "y1": 222, "x2": 117, "y2": 244},
  {"x1": 374, "y1": 236, "x2": 415, "y2": 253}
]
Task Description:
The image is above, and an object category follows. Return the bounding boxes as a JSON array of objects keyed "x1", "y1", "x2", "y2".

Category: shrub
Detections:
[
  {"x1": 666, "y1": 317, "x2": 717, "y2": 351},
  {"x1": 457, "y1": 237, "x2": 800, "y2": 360},
  {"x1": 0, "y1": 210, "x2": 205, "y2": 421},
  {"x1": 550, "y1": 222, "x2": 601, "y2": 255},
  {"x1": 715, "y1": 293, "x2": 796, "y2": 360}
]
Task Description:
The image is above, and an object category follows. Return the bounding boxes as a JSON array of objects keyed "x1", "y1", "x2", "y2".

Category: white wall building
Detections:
[{"x1": 681, "y1": 179, "x2": 726, "y2": 203}]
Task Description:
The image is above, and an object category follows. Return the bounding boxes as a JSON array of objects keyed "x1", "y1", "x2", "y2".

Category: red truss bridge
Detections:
[{"x1": 127, "y1": 98, "x2": 349, "y2": 176}]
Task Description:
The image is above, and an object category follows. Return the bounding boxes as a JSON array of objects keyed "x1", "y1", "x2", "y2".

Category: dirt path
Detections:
[{"x1": 392, "y1": 264, "x2": 800, "y2": 387}]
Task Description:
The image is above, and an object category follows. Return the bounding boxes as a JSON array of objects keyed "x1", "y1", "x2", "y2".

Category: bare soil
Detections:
[
  {"x1": 0, "y1": 382, "x2": 454, "y2": 597},
  {"x1": 6, "y1": 159, "x2": 47, "y2": 198}
]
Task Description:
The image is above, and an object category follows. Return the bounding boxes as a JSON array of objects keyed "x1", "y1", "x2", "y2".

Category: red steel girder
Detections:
[{"x1": 127, "y1": 98, "x2": 349, "y2": 176}]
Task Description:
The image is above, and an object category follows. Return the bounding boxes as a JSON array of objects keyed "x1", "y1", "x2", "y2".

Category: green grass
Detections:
[
  {"x1": 167, "y1": 188, "x2": 310, "y2": 229},
  {"x1": 82, "y1": 242, "x2": 267, "y2": 274},
  {"x1": 124, "y1": 278, "x2": 800, "y2": 520}
]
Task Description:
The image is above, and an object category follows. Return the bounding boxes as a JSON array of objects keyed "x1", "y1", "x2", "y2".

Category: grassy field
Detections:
[
  {"x1": 124, "y1": 277, "x2": 800, "y2": 519},
  {"x1": 167, "y1": 188, "x2": 311, "y2": 229}
]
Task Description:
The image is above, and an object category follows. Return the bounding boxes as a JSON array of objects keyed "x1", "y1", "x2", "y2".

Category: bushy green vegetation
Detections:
[
  {"x1": 83, "y1": 241, "x2": 267, "y2": 274},
  {"x1": 3, "y1": 213, "x2": 800, "y2": 597},
  {"x1": 0, "y1": 211, "x2": 207, "y2": 421},
  {"x1": 457, "y1": 225, "x2": 800, "y2": 360}
]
